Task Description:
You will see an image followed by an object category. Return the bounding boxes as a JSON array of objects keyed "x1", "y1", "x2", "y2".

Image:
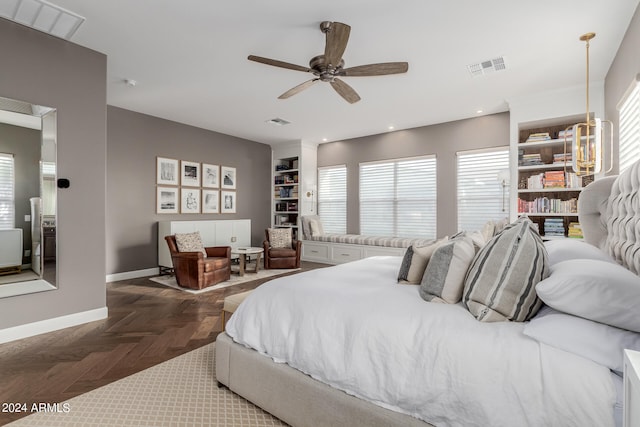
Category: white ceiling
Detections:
[{"x1": 45, "y1": 0, "x2": 639, "y2": 146}]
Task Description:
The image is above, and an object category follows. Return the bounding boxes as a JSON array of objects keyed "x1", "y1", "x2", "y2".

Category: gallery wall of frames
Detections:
[{"x1": 156, "y1": 157, "x2": 237, "y2": 214}]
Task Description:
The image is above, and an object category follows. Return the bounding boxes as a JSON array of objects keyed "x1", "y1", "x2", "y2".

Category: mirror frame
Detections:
[{"x1": 0, "y1": 96, "x2": 57, "y2": 298}]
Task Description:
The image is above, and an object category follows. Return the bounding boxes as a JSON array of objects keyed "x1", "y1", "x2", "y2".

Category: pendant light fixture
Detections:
[{"x1": 564, "y1": 32, "x2": 613, "y2": 177}]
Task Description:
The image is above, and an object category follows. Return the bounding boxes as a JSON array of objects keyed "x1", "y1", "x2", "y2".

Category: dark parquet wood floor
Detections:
[{"x1": 0, "y1": 262, "x2": 327, "y2": 425}]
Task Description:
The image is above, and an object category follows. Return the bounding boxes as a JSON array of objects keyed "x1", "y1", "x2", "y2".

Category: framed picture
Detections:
[
  {"x1": 181, "y1": 160, "x2": 201, "y2": 187},
  {"x1": 181, "y1": 188, "x2": 201, "y2": 214},
  {"x1": 202, "y1": 189, "x2": 219, "y2": 213},
  {"x1": 157, "y1": 157, "x2": 179, "y2": 185},
  {"x1": 157, "y1": 187, "x2": 178, "y2": 214},
  {"x1": 221, "y1": 190, "x2": 236, "y2": 213},
  {"x1": 221, "y1": 166, "x2": 236, "y2": 189},
  {"x1": 202, "y1": 163, "x2": 219, "y2": 188}
]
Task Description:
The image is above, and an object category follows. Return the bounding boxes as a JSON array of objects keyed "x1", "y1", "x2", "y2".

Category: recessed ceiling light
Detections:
[
  {"x1": 388, "y1": 126, "x2": 395, "y2": 131},
  {"x1": 322, "y1": 138, "x2": 328, "y2": 142},
  {"x1": 476, "y1": 109, "x2": 483, "y2": 114},
  {"x1": 265, "y1": 118, "x2": 291, "y2": 126},
  {"x1": 0, "y1": 0, "x2": 85, "y2": 40}
]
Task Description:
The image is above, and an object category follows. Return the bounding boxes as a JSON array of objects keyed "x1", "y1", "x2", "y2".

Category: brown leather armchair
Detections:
[
  {"x1": 263, "y1": 229, "x2": 302, "y2": 269},
  {"x1": 165, "y1": 235, "x2": 231, "y2": 290}
]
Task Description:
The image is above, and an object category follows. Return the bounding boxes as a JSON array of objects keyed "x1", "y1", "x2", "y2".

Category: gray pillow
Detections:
[
  {"x1": 462, "y1": 218, "x2": 549, "y2": 322},
  {"x1": 419, "y1": 236, "x2": 476, "y2": 303},
  {"x1": 397, "y1": 238, "x2": 448, "y2": 284}
]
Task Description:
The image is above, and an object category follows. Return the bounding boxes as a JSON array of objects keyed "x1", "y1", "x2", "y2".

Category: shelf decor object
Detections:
[{"x1": 563, "y1": 33, "x2": 613, "y2": 177}]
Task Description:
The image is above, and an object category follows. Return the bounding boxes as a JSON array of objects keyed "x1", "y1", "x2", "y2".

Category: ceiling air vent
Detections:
[
  {"x1": 266, "y1": 118, "x2": 291, "y2": 126},
  {"x1": 467, "y1": 57, "x2": 506, "y2": 77}
]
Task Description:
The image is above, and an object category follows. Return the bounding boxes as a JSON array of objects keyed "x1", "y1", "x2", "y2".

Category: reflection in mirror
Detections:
[{"x1": 0, "y1": 96, "x2": 57, "y2": 298}]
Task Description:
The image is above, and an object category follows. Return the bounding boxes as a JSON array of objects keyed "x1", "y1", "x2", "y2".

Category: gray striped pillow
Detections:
[
  {"x1": 419, "y1": 236, "x2": 476, "y2": 303},
  {"x1": 462, "y1": 218, "x2": 549, "y2": 322}
]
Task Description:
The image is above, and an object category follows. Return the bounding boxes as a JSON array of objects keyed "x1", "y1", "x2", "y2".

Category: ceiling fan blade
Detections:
[
  {"x1": 330, "y1": 78, "x2": 361, "y2": 104},
  {"x1": 324, "y1": 22, "x2": 351, "y2": 67},
  {"x1": 248, "y1": 55, "x2": 312, "y2": 73},
  {"x1": 340, "y1": 62, "x2": 409, "y2": 77},
  {"x1": 278, "y1": 79, "x2": 319, "y2": 99}
]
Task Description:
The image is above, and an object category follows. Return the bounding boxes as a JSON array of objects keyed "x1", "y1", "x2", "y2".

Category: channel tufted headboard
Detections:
[{"x1": 578, "y1": 160, "x2": 640, "y2": 275}]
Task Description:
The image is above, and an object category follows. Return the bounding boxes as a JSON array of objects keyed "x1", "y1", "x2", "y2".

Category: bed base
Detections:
[{"x1": 215, "y1": 332, "x2": 431, "y2": 427}]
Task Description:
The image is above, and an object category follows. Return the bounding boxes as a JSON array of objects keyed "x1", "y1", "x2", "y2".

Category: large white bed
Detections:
[{"x1": 216, "y1": 161, "x2": 640, "y2": 426}]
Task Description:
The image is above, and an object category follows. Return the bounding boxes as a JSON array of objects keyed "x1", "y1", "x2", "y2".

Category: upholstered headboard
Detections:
[{"x1": 578, "y1": 161, "x2": 640, "y2": 274}]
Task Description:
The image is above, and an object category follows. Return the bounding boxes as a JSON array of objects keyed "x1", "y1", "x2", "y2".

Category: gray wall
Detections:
[
  {"x1": 106, "y1": 106, "x2": 271, "y2": 275},
  {"x1": 605, "y1": 3, "x2": 640, "y2": 174},
  {"x1": 0, "y1": 19, "x2": 107, "y2": 329},
  {"x1": 317, "y1": 112, "x2": 510, "y2": 238},
  {"x1": 0, "y1": 123, "x2": 40, "y2": 263}
]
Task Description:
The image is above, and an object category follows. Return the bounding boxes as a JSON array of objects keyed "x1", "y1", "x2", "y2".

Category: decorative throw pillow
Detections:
[
  {"x1": 536, "y1": 259, "x2": 640, "y2": 333},
  {"x1": 524, "y1": 306, "x2": 640, "y2": 374},
  {"x1": 174, "y1": 232, "x2": 207, "y2": 257},
  {"x1": 309, "y1": 220, "x2": 323, "y2": 237},
  {"x1": 268, "y1": 227, "x2": 292, "y2": 249},
  {"x1": 462, "y1": 218, "x2": 549, "y2": 322},
  {"x1": 301, "y1": 215, "x2": 323, "y2": 239},
  {"x1": 419, "y1": 236, "x2": 476, "y2": 303},
  {"x1": 397, "y1": 237, "x2": 448, "y2": 284}
]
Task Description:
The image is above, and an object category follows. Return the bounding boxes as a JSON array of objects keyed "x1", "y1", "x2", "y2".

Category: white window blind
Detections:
[
  {"x1": 457, "y1": 147, "x2": 510, "y2": 232},
  {"x1": 359, "y1": 156, "x2": 436, "y2": 239},
  {"x1": 619, "y1": 80, "x2": 640, "y2": 173},
  {"x1": 0, "y1": 153, "x2": 15, "y2": 229},
  {"x1": 318, "y1": 165, "x2": 347, "y2": 234}
]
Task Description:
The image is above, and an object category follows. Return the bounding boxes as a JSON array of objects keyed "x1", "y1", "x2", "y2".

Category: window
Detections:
[
  {"x1": 618, "y1": 79, "x2": 640, "y2": 173},
  {"x1": 317, "y1": 165, "x2": 347, "y2": 234},
  {"x1": 457, "y1": 147, "x2": 510, "y2": 232},
  {"x1": 0, "y1": 153, "x2": 15, "y2": 229},
  {"x1": 359, "y1": 156, "x2": 436, "y2": 239}
]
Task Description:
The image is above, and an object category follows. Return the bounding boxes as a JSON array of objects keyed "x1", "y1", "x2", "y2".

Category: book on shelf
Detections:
[
  {"x1": 544, "y1": 218, "x2": 565, "y2": 237},
  {"x1": 552, "y1": 152, "x2": 572, "y2": 164},
  {"x1": 519, "y1": 153, "x2": 544, "y2": 166},
  {"x1": 517, "y1": 197, "x2": 578, "y2": 214},
  {"x1": 567, "y1": 222, "x2": 583, "y2": 238},
  {"x1": 525, "y1": 132, "x2": 551, "y2": 143},
  {"x1": 543, "y1": 170, "x2": 565, "y2": 188}
]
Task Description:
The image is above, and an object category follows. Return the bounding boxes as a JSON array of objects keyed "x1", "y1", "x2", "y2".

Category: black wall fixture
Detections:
[{"x1": 57, "y1": 178, "x2": 70, "y2": 188}]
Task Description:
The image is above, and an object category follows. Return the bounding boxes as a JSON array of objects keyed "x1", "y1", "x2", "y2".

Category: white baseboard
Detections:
[
  {"x1": 0, "y1": 307, "x2": 108, "y2": 344},
  {"x1": 106, "y1": 267, "x2": 159, "y2": 283}
]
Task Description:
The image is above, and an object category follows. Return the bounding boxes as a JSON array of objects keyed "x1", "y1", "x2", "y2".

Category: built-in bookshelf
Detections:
[
  {"x1": 517, "y1": 121, "x2": 592, "y2": 239},
  {"x1": 273, "y1": 156, "x2": 300, "y2": 235}
]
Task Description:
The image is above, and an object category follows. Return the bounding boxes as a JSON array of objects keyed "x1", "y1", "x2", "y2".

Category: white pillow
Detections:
[
  {"x1": 536, "y1": 259, "x2": 640, "y2": 332},
  {"x1": 544, "y1": 239, "x2": 614, "y2": 266},
  {"x1": 524, "y1": 306, "x2": 640, "y2": 373}
]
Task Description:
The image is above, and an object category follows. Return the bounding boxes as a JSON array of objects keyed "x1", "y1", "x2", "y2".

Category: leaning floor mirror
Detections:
[{"x1": 0, "y1": 95, "x2": 57, "y2": 298}]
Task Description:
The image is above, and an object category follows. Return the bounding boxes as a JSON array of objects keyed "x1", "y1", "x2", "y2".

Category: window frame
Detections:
[
  {"x1": 0, "y1": 152, "x2": 16, "y2": 230},
  {"x1": 617, "y1": 77, "x2": 640, "y2": 173},
  {"x1": 317, "y1": 164, "x2": 347, "y2": 234},
  {"x1": 456, "y1": 146, "x2": 510, "y2": 232},
  {"x1": 359, "y1": 155, "x2": 437, "y2": 239}
]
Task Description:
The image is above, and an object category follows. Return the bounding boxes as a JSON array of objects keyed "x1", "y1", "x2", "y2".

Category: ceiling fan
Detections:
[{"x1": 248, "y1": 21, "x2": 409, "y2": 104}]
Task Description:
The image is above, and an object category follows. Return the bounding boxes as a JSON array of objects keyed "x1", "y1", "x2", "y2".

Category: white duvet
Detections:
[{"x1": 226, "y1": 256, "x2": 616, "y2": 426}]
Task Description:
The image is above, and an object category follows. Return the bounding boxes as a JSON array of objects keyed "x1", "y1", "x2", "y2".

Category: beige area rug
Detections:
[
  {"x1": 9, "y1": 343, "x2": 288, "y2": 427},
  {"x1": 148, "y1": 267, "x2": 300, "y2": 294}
]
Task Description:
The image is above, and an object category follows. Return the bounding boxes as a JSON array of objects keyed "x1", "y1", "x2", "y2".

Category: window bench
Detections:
[{"x1": 301, "y1": 234, "x2": 435, "y2": 264}]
